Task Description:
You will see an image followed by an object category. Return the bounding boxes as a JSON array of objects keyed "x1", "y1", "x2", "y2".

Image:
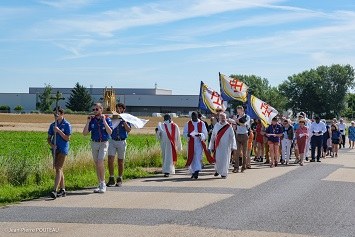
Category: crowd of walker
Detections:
[{"x1": 47, "y1": 103, "x2": 355, "y2": 198}]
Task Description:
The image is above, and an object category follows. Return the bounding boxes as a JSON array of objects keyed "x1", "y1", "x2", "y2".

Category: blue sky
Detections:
[{"x1": 1, "y1": 0, "x2": 355, "y2": 95}]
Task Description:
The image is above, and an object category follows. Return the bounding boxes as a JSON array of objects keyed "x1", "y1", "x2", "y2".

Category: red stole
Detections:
[
  {"x1": 164, "y1": 123, "x2": 177, "y2": 162},
  {"x1": 213, "y1": 124, "x2": 230, "y2": 158},
  {"x1": 186, "y1": 121, "x2": 215, "y2": 167}
]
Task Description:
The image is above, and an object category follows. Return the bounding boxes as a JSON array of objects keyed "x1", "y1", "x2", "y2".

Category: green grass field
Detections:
[{"x1": 0, "y1": 131, "x2": 188, "y2": 205}]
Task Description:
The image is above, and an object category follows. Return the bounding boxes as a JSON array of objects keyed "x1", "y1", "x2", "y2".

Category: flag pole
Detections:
[{"x1": 197, "y1": 81, "x2": 203, "y2": 113}]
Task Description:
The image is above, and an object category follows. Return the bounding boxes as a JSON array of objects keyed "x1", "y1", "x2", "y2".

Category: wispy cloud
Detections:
[
  {"x1": 0, "y1": 7, "x2": 33, "y2": 21},
  {"x1": 2, "y1": 0, "x2": 355, "y2": 94},
  {"x1": 34, "y1": 0, "x2": 282, "y2": 36},
  {"x1": 183, "y1": 14, "x2": 355, "y2": 66},
  {"x1": 54, "y1": 38, "x2": 95, "y2": 57},
  {"x1": 21, "y1": 0, "x2": 355, "y2": 76},
  {"x1": 57, "y1": 42, "x2": 222, "y2": 60},
  {"x1": 55, "y1": 8, "x2": 355, "y2": 61},
  {"x1": 27, "y1": 0, "x2": 285, "y2": 58},
  {"x1": 38, "y1": 0, "x2": 96, "y2": 9},
  {"x1": 161, "y1": 10, "x2": 325, "y2": 42}
]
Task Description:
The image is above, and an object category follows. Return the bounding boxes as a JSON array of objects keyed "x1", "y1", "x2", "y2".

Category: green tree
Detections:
[
  {"x1": 37, "y1": 84, "x2": 54, "y2": 113},
  {"x1": 14, "y1": 105, "x2": 23, "y2": 113},
  {"x1": 279, "y1": 64, "x2": 355, "y2": 118},
  {"x1": 66, "y1": 82, "x2": 93, "y2": 112},
  {"x1": 278, "y1": 69, "x2": 321, "y2": 115},
  {"x1": 267, "y1": 87, "x2": 287, "y2": 112},
  {"x1": 229, "y1": 74, "x2": 287, "y2": 111},
  {"x1": 0, "y1": 105, "x2": 10, "y2": 113},
  {"x1": 317, "y1": 64, "x2": 355, "y2": 115},
  {"x1": 341, "y1": 93, "x2": 355, "y2": 119}
]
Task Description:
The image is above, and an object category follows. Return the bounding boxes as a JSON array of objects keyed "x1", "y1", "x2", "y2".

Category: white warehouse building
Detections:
[{"x1": 0, "y1": 87, "x2": 199, "y2": 116}]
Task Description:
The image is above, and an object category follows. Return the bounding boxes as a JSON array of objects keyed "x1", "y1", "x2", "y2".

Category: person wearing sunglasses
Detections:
[
  {"x1": 214, "y1": 106, "x2": 224, "y2": 122},
  {"x1": 83, "y1": 103, "x2": 113, "y2": 193}
]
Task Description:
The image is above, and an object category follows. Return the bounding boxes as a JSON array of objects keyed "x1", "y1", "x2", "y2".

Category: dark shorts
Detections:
[
  {"x1": 54, "y1": 152, "x2": 66, "y2": 169},
  {"x1": 332, "y1": 139, "x2": 340, "y2": 145}
]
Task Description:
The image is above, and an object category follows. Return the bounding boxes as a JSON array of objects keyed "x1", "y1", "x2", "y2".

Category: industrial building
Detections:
[{"x1": 0, "y1": 86, "x2": 199, "y2": 116}]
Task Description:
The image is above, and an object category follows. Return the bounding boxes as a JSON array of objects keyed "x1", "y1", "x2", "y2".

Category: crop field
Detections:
[
  {"x1": 0, "y1": 114, "x2": 192, "y2": 135},
  {"x1": 0, "y1": 113, "x2": 190, "y2": 126},
  {"x1": 0, "y1": 130, "x2": 188, "y2": 204}
]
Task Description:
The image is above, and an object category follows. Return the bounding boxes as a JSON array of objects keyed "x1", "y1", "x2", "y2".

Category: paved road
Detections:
[{"x1": 1, "y1": 148, "x2": 354, "y2": 237}]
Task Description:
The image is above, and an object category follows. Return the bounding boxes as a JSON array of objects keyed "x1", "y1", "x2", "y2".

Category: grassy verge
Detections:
[{"x1": 0, "y1": 131, "x2": 188, "y2": 205}]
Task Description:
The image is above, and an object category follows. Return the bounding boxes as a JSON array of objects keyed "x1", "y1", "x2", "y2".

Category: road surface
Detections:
[{"x1": 1, "y1": 148, "x2": 354, "y2": 237}]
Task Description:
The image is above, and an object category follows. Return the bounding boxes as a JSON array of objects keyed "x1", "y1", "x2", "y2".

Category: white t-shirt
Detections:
[{"x1": 338, "y1": 123, "x2": 346, "y2": 135}]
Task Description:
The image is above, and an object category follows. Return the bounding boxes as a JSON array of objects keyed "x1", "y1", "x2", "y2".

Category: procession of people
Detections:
[
  {"x1": 153, "y1": 108, "x2": 353, "y2": 181},
  {"x1": 47, "y1": 102, "x2": 353, "y2": 198}
]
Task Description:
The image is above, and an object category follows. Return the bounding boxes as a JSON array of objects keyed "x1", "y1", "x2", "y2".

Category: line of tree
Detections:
[
  {"x1": 279, "y1": 64, "x2": 355, "y2": 119},
  {"x1": 35, "y1": 64, "x2": 355, "y2": 119},
  {"x1": 37, "y1": 83, "x2": 93, "y2": 113},
  {"x1": 230, "y1": 64, "x2": 355, "y2": 119}
]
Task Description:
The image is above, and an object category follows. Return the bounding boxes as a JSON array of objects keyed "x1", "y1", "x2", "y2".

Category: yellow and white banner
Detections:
[
  {"x1": 247, "y1": 94, "x2": 278, "y2": 127},
  {"x1": 219, "y1": 73, "x2": 248, "y2": 102},
  {"x1": 198, "y1": 81, "x2": 227, "y2": 114}
]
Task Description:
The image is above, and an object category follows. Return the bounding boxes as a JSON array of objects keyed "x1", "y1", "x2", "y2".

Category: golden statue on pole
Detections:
[{"x1": 103, "y1": 87, "x2": 118, "y2": 116}]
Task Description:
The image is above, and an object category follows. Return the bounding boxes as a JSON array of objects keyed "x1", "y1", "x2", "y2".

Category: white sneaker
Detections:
[
  {"x1": 99, "y1": 183, "x2": 106, "y2": 193},
  {"x1": 93, "y1": 185, "x2": 100, "y2": 193}
]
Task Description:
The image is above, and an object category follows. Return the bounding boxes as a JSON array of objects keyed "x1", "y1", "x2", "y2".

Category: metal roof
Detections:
[{"x1": 29, "y1": 87, "x2": 172, "y2": 96}]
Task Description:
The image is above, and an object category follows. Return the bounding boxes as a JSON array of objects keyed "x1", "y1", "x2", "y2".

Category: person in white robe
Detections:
[
  {"x1": 183, "y1": 111, "x2": 208, "y2": 179},
  {"x1": 156, "y1": 114, "x2": 182, "y2": 177},
  {"x1": 209, "y1": 113, "x2": 237, "y2": 178}
]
